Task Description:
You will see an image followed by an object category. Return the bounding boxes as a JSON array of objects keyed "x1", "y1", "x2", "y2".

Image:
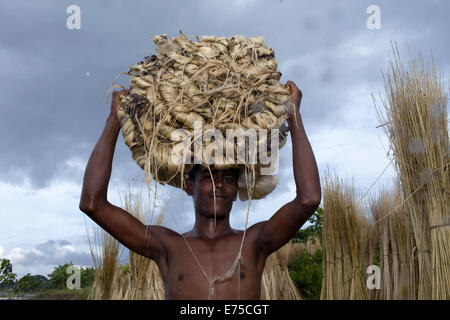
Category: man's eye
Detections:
[{"x1": 225, "y1": 176, "x2": 235, "y2": 182}]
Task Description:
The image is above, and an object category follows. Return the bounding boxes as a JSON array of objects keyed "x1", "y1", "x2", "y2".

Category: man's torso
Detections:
[{"x1": 154, "y1": 223, "x2": 267, "y2": 300}]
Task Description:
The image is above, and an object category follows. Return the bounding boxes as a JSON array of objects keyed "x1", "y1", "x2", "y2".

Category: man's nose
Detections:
[{"x1": 214, "y1": 173, "x2": 224, "y2": 187}]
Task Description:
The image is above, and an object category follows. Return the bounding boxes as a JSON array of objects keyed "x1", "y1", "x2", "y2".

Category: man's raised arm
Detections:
[
  {"x1": 79, "y1": 90, "x2": 166, "y2": 262},
  {"x1": 255, "y1": 81, "x2": 321, "y2": 257}
]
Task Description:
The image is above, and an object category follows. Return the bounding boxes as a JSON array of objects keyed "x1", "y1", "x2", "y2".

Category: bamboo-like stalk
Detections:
[
  {"x1": 87, "y1": 183, "x2": 166, "y2": 300},
  {"x1": 87, "y1": 229, "x2": 121, "y2": 300},
  {"x1": 261, "y1": 241, "x2": 302, "y2": 300},
  {"x1": 122, "y1": 186, "x2": 166, "y2": 300},
  {"x1": 392, "y1": 184, "x2": 413, "y2": 299},
  {"x1": 321, "y1": 171, "x2": 369, "y2": 300},
  {"x1": 370, "y1": 187, "x2": 394, "y2": 300},
  {"x1": 388, "y1": 212, "x2": 400, "y2": 298},
  {"x1": 366, "y1": 214, "x2": 378, "y2": 300},
  {"x1": 374, "y1": 43, "x2": 449, "y2": 299}
]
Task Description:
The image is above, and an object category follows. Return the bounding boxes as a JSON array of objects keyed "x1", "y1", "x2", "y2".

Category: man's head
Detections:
[{"x1": 185, "y1": 165, "x2": 240, "y2": 219}]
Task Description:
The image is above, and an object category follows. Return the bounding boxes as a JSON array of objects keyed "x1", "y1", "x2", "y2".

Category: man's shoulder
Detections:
[
  {"x1": 236, "y1": 221, "x2": 267, "y2": 240},
  {"x1": 149, "y1": 225, "x2": 183, "y2": 240},
  {"x1": 247, "y1": 221, "x2": 267, "y2": 233}
]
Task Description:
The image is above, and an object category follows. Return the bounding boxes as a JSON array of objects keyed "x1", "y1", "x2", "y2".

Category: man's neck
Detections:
[{"x1": 188, "y1": 214, "x2": 234, "y2": 239}]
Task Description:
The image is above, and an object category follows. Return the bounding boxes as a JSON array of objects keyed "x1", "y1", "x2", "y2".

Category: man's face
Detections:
[{"x1": 186, "y1": 166, "x2": 239, "y2": 219}]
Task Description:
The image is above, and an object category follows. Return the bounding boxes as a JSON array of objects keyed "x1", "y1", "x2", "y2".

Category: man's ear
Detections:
[{"x1": 185, "y1": 177, "x2": 194, "y2": 196}]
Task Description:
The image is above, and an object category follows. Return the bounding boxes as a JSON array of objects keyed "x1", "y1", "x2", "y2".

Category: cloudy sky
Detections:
[{"x1": 1, "y1": 0, "x2": 449, "y2": 279}]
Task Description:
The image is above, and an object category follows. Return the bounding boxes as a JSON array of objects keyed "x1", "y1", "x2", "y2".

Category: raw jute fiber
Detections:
[{"x1": 115, "y1": 32, "x2": 291, "y2": 201}]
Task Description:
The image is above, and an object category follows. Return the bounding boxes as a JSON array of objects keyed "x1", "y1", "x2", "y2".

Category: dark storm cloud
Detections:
[
  {"x1": 10, "y1": 239, "x2": 93, "y2": 268},
  {"x1": 1, "y1": 0, "x2": 450, "y2": 190}
]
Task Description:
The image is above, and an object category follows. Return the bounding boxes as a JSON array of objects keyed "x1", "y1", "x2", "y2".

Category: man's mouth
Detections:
[{"x1": 209, "y1": 194, "x2": 228, "y2": 199}]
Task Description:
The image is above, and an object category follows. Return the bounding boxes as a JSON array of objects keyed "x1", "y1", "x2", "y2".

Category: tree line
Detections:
[{"x1": 0, "y1": 259, "x2": 95, "y2": 296}]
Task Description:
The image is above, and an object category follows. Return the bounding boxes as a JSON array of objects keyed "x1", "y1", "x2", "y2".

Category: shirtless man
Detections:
[{"x1": 79, "y1": 81, "x2": 321, "y2": 300}]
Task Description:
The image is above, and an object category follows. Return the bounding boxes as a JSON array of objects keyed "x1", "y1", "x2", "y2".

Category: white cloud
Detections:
[
  {"x1": 3, "y1": 240, "x2": 93, "y2": 279},
  {"x1": 0, "y1": 179, "x2": 87, "y2": 248},
  {"x1": 231, "y1": 0, "x2": 259, "y2": 8}
]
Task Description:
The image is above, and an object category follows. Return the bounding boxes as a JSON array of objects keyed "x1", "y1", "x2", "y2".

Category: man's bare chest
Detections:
[{"x1": 158, "y1": 235, "x2": 264, "y2": 299}]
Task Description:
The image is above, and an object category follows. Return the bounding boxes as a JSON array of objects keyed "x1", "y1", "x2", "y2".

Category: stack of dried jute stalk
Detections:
[
  {"x1": 116, "y1": 31, "x2": 291, "y2": 201},
  {"x1": 374, "y1": 43, "x2": 450, "y2": 299},
  {"x1": 261, "y1": 241, "x2": 303, "y2": 300},
  {"x1": 87, "y1": 186, "x2": 166, "y2": 300},
  {"x1": 320, "y1": 171, "x2": 370, "y2": 300},
  {"x1": 368, "y1": 183, "x2": 417, "y2": 300}
]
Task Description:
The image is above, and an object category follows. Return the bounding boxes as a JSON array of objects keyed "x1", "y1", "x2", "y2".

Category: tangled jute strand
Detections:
[{"x1": 116, "y1": 31, "x2": 292, "y2": 201}]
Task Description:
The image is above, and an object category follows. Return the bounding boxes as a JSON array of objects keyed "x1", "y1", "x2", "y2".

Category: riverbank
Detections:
[
  {"x1": 0, "y1": 292, "x2": 37, "y2": 300},
  {"x1": 30, "y1": 286, "x2": 92, "y2": 300},
  {"x1": 0, "y1": 286, "x2": 91, "y2": 300}
]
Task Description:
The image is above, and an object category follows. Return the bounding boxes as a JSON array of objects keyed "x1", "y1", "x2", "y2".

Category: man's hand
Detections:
[
  {"x1": 110, "y1": 89, "x2": 129, "y2": 119},
  {"x1": 284, "y1": 81, "x2": 302, "y2": 118}
]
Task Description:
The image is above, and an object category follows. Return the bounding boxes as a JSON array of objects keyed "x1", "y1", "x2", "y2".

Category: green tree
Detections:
[
  {"x1": 0, "y1": 258, "x2": 17, "y2": 290},
  {"x1": 14, "y1": 274, "x2": 51, "y2": 295},
  {"x1": 80, "y1": 267, "x2": 95, "y2": 288},
  {"x1": 48, "y1": 262, "x2": 73, "y2": 289},
  {"x1": 288, "y1": 248, "x2": 323, "y2": 300},
  {"x1": 48, "y1": 262, "x2": 95, "y2": 289},
  {"x1": 292, "y1": 207, "x2": 323, "y2": 243},
  {"x1": 119, "y1": 264, "x2": 130, "y2": 276},
  {"x1": 289, "y1": 207, "x2": 324, "y2": 299}
]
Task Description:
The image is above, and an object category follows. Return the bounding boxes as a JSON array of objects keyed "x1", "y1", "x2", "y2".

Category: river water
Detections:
[{"x1": 0, "y1": 293, "x2": 37, "y2": 300}]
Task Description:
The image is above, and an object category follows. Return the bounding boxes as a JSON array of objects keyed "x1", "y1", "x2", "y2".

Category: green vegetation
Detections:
[
  {"x1": 288, "y1": 207, "x2": 324, "y2": 299},
  {"x1": 30, "y1": 285, "x2": 92, "y2": 300},
  {"x1": 47, "y1": 262, "x2": 95, "y2": 289},
  {"x1": 288, "y1": 249, "x2": 323, "y2": 300},
  {"x1": 15, "y1": 274, "x2": 51, "y2": 294},
  {"x1": 0, "y1": 259, "x2": 17, "y2": 290},
  {"x1": 0, "y1": 258, "x2": 95, "y2": 299},
  {"x1": 292, "y1": 207, "x2": 323, "y2": 243},
  {"x1": 119, "y1": 264, "x2": 130, "y2": 276}
]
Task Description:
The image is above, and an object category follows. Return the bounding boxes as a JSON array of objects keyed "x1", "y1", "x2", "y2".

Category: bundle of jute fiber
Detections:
[
  {"x1": 374, "y1": 43, "x2": 449, "y2": 299},
  {"x1": 320, "y1": 170, "x2": 369, "y2": 300},
  {"x1": 116, "y1": 32, "x2": 291, "y2": 201}
]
